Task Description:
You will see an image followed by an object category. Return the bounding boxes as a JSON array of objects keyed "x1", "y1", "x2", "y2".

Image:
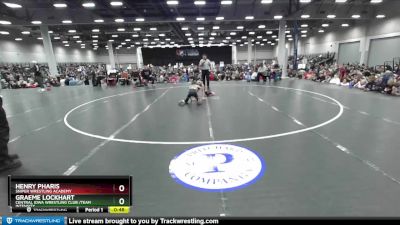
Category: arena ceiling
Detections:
[{"x1": 0, "y1": 0, "x2": 395, "y2": 50}]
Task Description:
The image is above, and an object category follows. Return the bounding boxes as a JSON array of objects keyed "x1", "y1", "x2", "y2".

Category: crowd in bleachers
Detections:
[
  {"x1": 0, "y1": 61, "x2": 284, "y2": 90},
  {"x1": 291, "y1": 63, "x2": 400, "y2": 96}
]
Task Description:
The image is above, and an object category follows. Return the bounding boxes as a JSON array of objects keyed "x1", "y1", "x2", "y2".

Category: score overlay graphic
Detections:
[{"x1": 8, "y1": 176, "x2": 132, "y2": 213}]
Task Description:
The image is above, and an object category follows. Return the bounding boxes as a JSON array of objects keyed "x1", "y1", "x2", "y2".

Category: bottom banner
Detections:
[{"x1": 67, "y1": 217, "x2": 220, "y2": 225}]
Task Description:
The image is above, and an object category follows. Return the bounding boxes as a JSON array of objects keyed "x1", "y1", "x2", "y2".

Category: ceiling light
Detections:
[
  {"x1": 185, "y1": 33, "x2": 191, "y2": 36},
  {"x1": 115, "y1": 18, "x2": 124, "y2": 22},
  {"x1": 341, "y1": 23, "x2": 349, "y2": 27},
  {"x1": 272, "y1": 35, "x2": 277, "y2": 38},
  {"x1": 62, "y1": 20, "x2": 72, "y2": 24},
  {"x1": 93, "y1": 40, "x2": 98, "y2": 43},
  {"x1": 159, "y1": 33, "x2": 166, "y2": 36},
  {"x1": 3, "y1": 2, "x2": 22, "y2": 8},
  {"x1": 150, "y1": 27, "x2": 157, "y2": 31},
  {"x1": 37, "y1": 37, "x2": 43, "y2": 40},
  {"x1": 261, "y1": 0, "x2": 273, "y2": 3},
  {"x1": 136, "y1": 18, "x2": 145, "y2": 22},
  {"x1": 0, "y1": 20, "x2": 11, "y2": 25},
  {"x1": 112, "y1": 35, "x2": 118, "y2": 37},
  {"x1": 76, "y1": 40, "x2": 82, "y2": 43},
  {"x1": 322, "y1": 24, "x2": 329, "y2": 27},
  {"x1": 0, "y1": 31, "x2": 10, "y2": 35},
  {"x1": 370, "y1": 0, "x2": 382, "y2": 3},
  {"x1": 117, "y1": 28, "x2": 126, "y2": 32},
  {"x1": 221, "y1": 0, "x2": 232, "y2": 5},
  {"x1": 216, "y1": 16, "x2": 224, "y2": 20},
  {"x1": 92, "y1": 29, "x2": 100, "y2": 32},
  {"x1": 176, "y1": 17, "x2": 185, "y2": 21},
  {"x1": 132, "y1": 34, "x2": 139, "y2": 37},
  {"x1": 376, "y1": 14, "x2": 385, "y2": 19},
  {"x1": 54, "y1": 3, "x2": 67, "y2": 8},
  {"x1": 94, "y1": 19, "x2": 104, "y2": 23},
  {"x1": 300, "y1": 0, "x2": 311, "y2": 3},
  {"x1": 109, "y1": 40, "x2": 115, "y2": 42},
  {"x1": 258, "y1": 25, "x2": 266, "y2": 29},
  {"x1": 301, "y1": 14, "x2": 310, "y2": 19},
  {"x1": 230, "y1": 32, "x2": 236, "y2": 35},
  {"x1": 196, "y1": 17, "x2": 205, "y2": 21},
  {"x1": 31, "y1": 21, "x2": 42, "y2": 24},
  {"x1": 92, "y1": 35, "x2": 99, "y2": 38},
  {"x1": 73, "y1": 36, "x2": 80, "y2": 39},
  {"x1": 249, "y1": 31, "x2": 255, "y2": 35},
  {"x1": 245, "y1": 16, "x2": 254, "y2": 20},
  {"x1": 301, "y1": 24, "x2": 308, "y2": 27},
  {"x1": 110, "y1": 1, "x2": 123, "y2": 6},
  {"x1": 182, "y1": 27, "x2": 189, "y2": 30},
  {"x1": 266, "y1": 31, "x2": 273, "y2": 34},
  {"x1": 82, "y1": 2, "x2": 95, "y2": 8},
  {"x1": 68, "y1": 30, "x2": 76, "y2": 33},
  {"x1": 327, "y1": 15, "x2": 336, "y2": 19},
  {"x1": 21, "y1": 31, "x2": 30, "y2": 35},
  {"x1": 335, "y1": 0, "x2": 347, "y2": 2},
  {"x1": 64, "y1": 44, "x2": 69, "y2": 46},
  {"x1": 167, "y1": 1, "x2": 179, "y2": 5},
  {"x1": 318, "y1": 29, "x2": 325, "y2": 33},
  {"x1": 274, "y1": 15, "x2": 283, "y2": 20},
  {"x1": 237, "y1": 26, "x2": 244, "y2": 29},
  {"x1": 146, "y1": 34, "x2": 152, "y2": 37},
  {"x1": 352, "y1": 14, "x2": 360, "y2": 18},
  {"x1": 134, "y1": 28, "x2": 141, "y2": 31},
  {"x1": 197, "y1": 27, "x2": 204, "y2": 30},
  {"x1": 15, "y1": 38, "x2": 22, "y2": 41},
  {"x1": 54, "y1": 37, "x2": 60, "y2": 40},
  {"x1": 211, "y1": 32, "x2": 217, "y2": 36},
  {"x1": 301, "y1": 34, "x2": 307, "y2": 37},
  {"x1": 194, "y1": 1, "x2": 206, "y2": 6},
  {"x1": 301, "y1": 30, "x2": 307, "y2": 33}
]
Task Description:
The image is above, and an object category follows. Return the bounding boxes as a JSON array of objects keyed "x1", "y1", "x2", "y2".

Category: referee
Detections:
[{"x1": 199, "y1": 54, "x2": 212, "y2": 93}]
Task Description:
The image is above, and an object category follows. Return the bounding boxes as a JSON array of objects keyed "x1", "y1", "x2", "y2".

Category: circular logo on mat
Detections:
[{"x1": 169, "y1": 144, "x2": 265, "y2": 192}]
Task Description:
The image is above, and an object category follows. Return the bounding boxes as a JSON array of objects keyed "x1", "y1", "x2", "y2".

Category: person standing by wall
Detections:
[
  {"x1": 199, "y1": 54, "x2": 211, "y2": 94},
  {"x1": 0, "y1": 96, "x2": 21, "y2": 172}
]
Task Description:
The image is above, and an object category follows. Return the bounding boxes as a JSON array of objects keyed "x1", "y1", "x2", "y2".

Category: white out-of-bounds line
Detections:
[
  {"x1": 9, "y1": 136, "x2": 21, "y2": 143},
  {"x1": 334, "y1": 142, "x2": 400, "y2": 185},
  {"x1": 271, "y1": 106, "x2": 279, "y2": 112},
  {"x1": 382, "y1": 118, "x2": 400, "y2": 125},
  {"x1": 33, "y1": 126, "x2": 47, "y2": 132},
  {"x1": 358, "y1": 111, "x2": 370, "y2": 116},
  {"x1": 62, "y1": 89, "x2": 170, "y2": 176},
  {"x1": 205, "y1": 99, "x2": 214, "y2": 140}
]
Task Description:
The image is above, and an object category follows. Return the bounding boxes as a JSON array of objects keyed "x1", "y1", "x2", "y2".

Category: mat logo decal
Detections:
[
  {"x1": 169, "y1": 144, "x2": 265, "y2": 191},
  {"x1": 7, "y1": 218, "x2": 12, "y2": 224}
]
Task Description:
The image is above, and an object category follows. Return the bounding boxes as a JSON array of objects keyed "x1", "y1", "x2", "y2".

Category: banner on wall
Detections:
[{"x1": 142, "y1": 46, "x2": 232, "y2": 66}]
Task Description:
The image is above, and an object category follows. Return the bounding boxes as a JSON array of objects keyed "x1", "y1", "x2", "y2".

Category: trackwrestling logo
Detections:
[{"x1": 169, "y1": 144, "x2": 265, "y2": 191}]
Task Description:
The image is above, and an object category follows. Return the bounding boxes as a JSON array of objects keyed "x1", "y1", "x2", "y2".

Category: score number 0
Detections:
[{"x1": 118, "y1": 184, "x2": 126, "y2": 205}]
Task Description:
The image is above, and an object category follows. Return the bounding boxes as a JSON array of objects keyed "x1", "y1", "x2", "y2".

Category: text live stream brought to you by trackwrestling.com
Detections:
[{"x1": 0, "y1": 217, "x2": 226, "y2": 225}]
